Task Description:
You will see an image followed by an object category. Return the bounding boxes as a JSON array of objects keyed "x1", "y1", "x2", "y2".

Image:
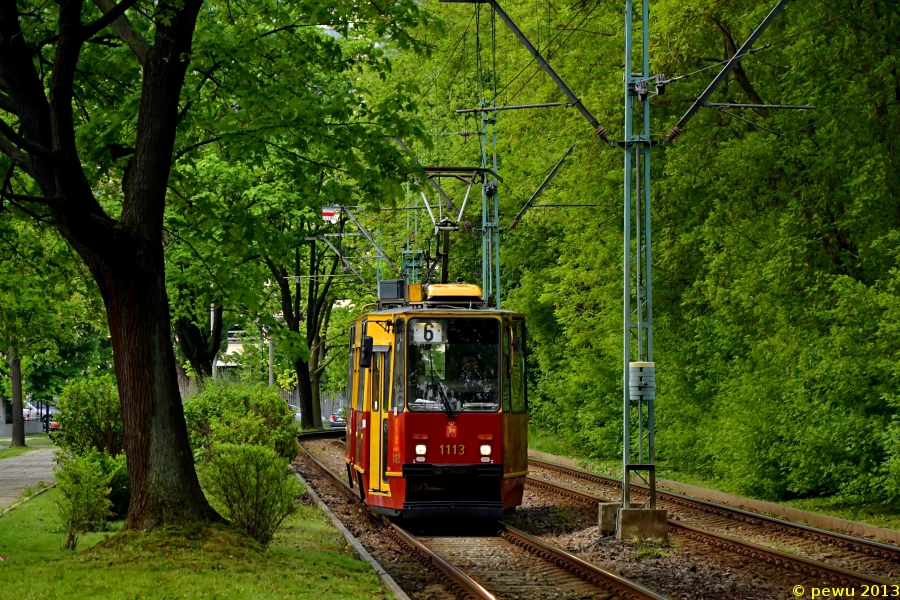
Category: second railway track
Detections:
[
  {"x1": 298, "y1": 440, "x2": 666, "y2": 600},
  {"x1": 527, "y1": 458, "x2": 899, "y2": 588}
]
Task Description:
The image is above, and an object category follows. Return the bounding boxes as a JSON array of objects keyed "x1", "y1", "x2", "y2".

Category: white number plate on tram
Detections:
[{"x1": 412, "y1": 321, "x2": 444, "y2": 344}]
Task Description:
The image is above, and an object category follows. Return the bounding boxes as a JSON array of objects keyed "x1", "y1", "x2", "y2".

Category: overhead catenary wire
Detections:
[
  {"x1": 487, "y1": 2, "x2": 591, "y2": 105},
  {"x1": 710, "y1": 89, "x2": 896, "y2": 174},
  {"x1": 417, "y1": 12, "x2": 477, "y2": 102},
  {"x1": 663, "y1": 0, "x2": 881, "y2": 88},
  {"x1": 504, "y1": 4, "x2": 597, "y2": 107}
]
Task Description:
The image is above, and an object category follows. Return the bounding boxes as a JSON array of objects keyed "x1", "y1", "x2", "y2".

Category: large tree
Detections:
[{"x1": 0, "y1": 0, "x2": 428, "y2": 528}]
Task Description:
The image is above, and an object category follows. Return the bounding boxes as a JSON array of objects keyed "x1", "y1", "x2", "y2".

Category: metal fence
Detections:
[
  {"x1": 177, "y1": 377, "x2": 348, "y2": 423},
  {"x1": 279, "y1": 388, "x2": 348, "y2": 418}
]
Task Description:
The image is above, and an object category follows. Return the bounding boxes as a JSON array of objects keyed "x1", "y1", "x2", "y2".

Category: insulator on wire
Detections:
[
  {"x1": 595, "y1": 127, "x2": 608, "y2": 141},
  {"x1": 666, "y1": 125, "x2": 681, "y2": 142},
  {"x1": 655, "y1": 74, "x2": 667, "y2": 95},
  {"x1": 458, "y1": 130, "x2": 475, "y2": 138},
  {"x1": 635, "y1": 81, "x2": 650, "y2": 102}
]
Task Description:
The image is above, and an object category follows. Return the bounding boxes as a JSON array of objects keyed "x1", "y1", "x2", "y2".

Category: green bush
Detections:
[
  {"x1": 199, "y1": 443, "x2": 302, "y2": 546},
  {"x1": 56, "y1": 374, "x2": 123, "y2": 456},
  {"x1": 55, "y1": 451, "x2": 115, "y2": 550},
  {"x1": 96, "y1": 452, "x2": 129, "y2": 519},
  {"x1": 184, "y1": 382, "x2": 298, "y2": 462}
]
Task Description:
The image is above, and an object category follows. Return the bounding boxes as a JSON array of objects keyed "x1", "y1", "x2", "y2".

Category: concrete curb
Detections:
[
  {"x1": 294, "y1": 471, "x2": 411, "y2": 600},
  {"x1": 529, "y1": 449, "x2": 900, "y2": 545},
  {"x1": 0, "y1": 482, "x2": 56, "y2": 518}
]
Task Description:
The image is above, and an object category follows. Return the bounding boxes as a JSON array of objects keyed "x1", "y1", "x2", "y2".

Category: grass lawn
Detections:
[
  {"x1": 528, "y1": 424, "x2": 900, "y2": 532},
  {"x1": 0, "y1": 487, "x2": 390, "y2": 599},
  {"x1": 0, "y1": 433, "x2": 56, "y2": 460},
  {"x1": 0, "y1": 445, "x2": 34, "y2": 460}
]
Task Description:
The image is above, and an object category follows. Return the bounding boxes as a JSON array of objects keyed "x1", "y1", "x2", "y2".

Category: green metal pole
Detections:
[
  {"x1": 641, "y1": 0, "x2": 656, "y2": 499},
  {"x1": 622, "y1": 0, "x2": 634, "y2": 510},
  {"x1": 491, "y1": 117, "x2": 501, "y2": 308},
  {"x1": 480, "y1": 110, "x2": 490, "y2": 303}
]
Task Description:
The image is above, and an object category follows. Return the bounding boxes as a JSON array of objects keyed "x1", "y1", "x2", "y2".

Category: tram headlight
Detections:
[
  {"x1": 480, "y1": 445, "x2": 492, "y2": 456},
  {"x1": 415, "y1": 444, "x2": 427, "y2": 456}
]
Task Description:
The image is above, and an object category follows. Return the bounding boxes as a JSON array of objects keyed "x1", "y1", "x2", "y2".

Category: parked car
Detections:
[
  {"x1": 324, "y1": 407, "x2": 346, "y2": 430},
  {"x1": 288, "y1": 404, "x2": 302, "y2": 421},
  {"x1": 48, "y1": 419, "x2": 61, "y2": 441}
]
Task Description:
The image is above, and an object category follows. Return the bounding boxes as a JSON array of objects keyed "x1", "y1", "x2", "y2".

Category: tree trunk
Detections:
[
  {"x1": 309, "y1": 332, "x2": 323, "y2": 427},
  {"x1": 7, "y1": 344, "x2": 25, "y2": 447},
  {"x1": 173, "y1": 302, "x2": 223, "y2": 379},
  {"x1": 93, "y1": 255, "x2": 218, "y2": 530},
  {"x1": 294, "y1": 358, "x2": 316, "y2": 430},
  {"x1": 311, "y1": 368, "x2": 323, "y2": 427}
]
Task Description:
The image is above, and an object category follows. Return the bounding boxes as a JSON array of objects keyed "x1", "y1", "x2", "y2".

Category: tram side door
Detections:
[{"x1": 368, "y1": 350, "x2": 391, "y2": 493}]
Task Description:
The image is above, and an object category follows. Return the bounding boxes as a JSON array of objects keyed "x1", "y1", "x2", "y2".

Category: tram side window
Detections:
[
  {"x1": 511, "y1": 320, "x2": 527, "y2": 414},
  {"x1": 356, "y1": 352, "x2": 366, "y2": 412},
  {"x1": 348, "y1": 325, "x2": 356, "y2": 409},
  {"x1": 382, "y1": 350, "x2": 392, "y2": 411},
  {"x1": 393, "y1": 320, "x2": 405, "y2": 412},
  {"x1": 372, "y1": 353, "x2": 380, "y2": 412},
  {"x1": 502, "y1": 323, "x2": 511, "y2": 412}
]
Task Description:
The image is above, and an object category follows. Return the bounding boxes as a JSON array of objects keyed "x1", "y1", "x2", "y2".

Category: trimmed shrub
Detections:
[
  {"x1": 184, "y1": 382, "x2": 298, "y2": 462},
  {"x1": 55, "y1": 451, "x2": 115, "y2": 550},
  {"x1": 56, "y1": 374, "x2": 123, "y2": 456},
  {"x1": 199, "y1": 443, "x2": 301, "y2": 546}
]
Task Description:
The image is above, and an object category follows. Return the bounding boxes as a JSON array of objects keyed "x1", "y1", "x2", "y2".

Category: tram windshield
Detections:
[{"x1": 407, "y1": 318, "x2": 500, "y2": 413}]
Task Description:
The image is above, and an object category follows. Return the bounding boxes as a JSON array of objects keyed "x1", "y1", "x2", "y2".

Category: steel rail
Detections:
[
  {"x1": 529, "y1": 458, "x2": 900, "y2": 563},
  {"x1": 299, "y1": 442, "x2": 664, "y2": 600},
  {"x1": 526, "y1": 469, "x2": 897, "y2": 589},
  {"x1": 298, "y1": 444, "x2": 495, "y2": 600},
  {"x1": 498, "y1": 525, "x2": 668, "y2": 600}
]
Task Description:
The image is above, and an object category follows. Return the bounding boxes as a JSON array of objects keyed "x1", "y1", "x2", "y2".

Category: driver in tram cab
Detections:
[{"x1": 459, "y1": 354, "x2": 482, "y2": 382}]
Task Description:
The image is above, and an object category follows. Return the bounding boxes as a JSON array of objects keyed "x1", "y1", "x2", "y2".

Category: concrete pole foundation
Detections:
[
  {"x1": 599, "y1": 502, "x2": 619, "y2": 536},
  {"x1": 616, "y1": 508, "x2": 668, "y2": 541}
]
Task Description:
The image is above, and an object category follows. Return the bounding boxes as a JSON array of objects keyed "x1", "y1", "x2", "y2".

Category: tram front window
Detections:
[{"x1": 407, "y1": 318, "x2": 500, "y2": 412}]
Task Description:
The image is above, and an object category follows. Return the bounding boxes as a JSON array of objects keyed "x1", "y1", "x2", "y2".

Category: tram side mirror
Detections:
[{"x1": 359, "y1": 336, "x2": 374, "y2": 368}]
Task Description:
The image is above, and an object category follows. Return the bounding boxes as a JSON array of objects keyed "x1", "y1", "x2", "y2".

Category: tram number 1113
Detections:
[{"x1": 440, "y1": 445, "x2": 465, "y2": 455}]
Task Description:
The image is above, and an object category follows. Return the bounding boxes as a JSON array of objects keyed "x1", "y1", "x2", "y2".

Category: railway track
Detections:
[
  {"x1": 298, "y1": 442, "x2": 667, "y2": 600},
  {"x1": 527, "y1": 461, "x2": 897, "y2": 589}
]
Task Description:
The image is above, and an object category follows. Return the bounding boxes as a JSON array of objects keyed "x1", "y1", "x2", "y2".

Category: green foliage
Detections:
[
  {"x1": 379, "y1": 0, "x2": 900, "y2": 506},
  {"x1": 0, "y1": 218, "x2": 110, "y2": 404},
  {"x1": 184, "y1": 382, "x2": 299, "y2": 462},
  {"x1": 199, "y1": 443, "x2": 302, "y2": 546},
  {"x1": 54, "y1": 451, "x2": 116, "y2": 550},
  {"x1": 56, "y1": 374, "x2": 123, "y2": 457}
]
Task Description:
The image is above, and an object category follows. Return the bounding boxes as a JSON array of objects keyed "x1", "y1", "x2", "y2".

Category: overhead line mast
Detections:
[{"x1": 442, "y1": 0, "x2": 797, "y2": 539}]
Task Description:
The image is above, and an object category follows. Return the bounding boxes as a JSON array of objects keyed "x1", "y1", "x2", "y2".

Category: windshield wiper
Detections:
[
  {"x1": 435, "y1": 379, "x2": 457, "y2": 418},
  {"x1": 427, "y1": 358, "x2": 457, "y2": 418}
]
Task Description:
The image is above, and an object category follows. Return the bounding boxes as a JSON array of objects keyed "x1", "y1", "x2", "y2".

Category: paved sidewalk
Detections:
[{"x1": 0, "y1": 448, "x2": 56, "y2": 509}]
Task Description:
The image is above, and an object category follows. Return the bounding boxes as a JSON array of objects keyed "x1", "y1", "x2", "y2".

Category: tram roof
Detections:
[{"x1": 358, "y1": 306, "x2": 524, "y2": 318}]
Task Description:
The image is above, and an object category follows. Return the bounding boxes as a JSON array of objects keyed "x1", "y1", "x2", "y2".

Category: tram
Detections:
[{"x1": 344, "y1": 281, "x2": 528, "y2": 518}]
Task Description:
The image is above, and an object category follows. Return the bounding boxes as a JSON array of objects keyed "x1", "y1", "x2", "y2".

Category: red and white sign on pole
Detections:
[{"x1": 322, "y1": 206, "x2": 340, "y2": 224}]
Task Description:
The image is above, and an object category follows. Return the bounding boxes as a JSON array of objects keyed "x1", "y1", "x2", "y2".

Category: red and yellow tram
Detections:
[{"x1": 344, "y1": 282, "x2": 528, "y2": 518}]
